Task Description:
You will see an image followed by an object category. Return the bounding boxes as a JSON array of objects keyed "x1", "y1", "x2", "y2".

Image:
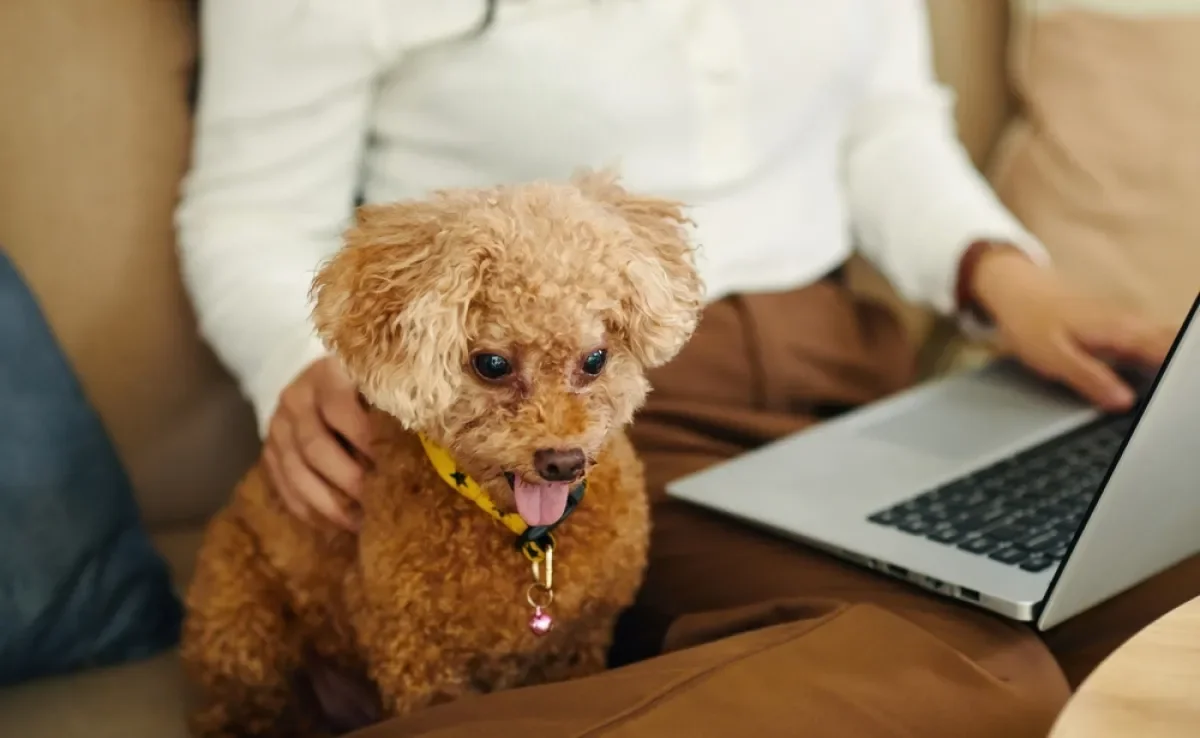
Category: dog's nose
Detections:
[{"x1": 533, "y1": 448, "x2": 586, "y2": 482}]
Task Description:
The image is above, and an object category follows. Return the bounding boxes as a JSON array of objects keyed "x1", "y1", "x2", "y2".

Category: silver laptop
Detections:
[{"x1": 667, "y1": 295, "x2": 1200, "y2": 630}]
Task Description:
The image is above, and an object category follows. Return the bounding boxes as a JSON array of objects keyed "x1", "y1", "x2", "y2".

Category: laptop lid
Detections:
[{"x1": 1037, "y1": 295, "x2": 1200, "y2": 631}]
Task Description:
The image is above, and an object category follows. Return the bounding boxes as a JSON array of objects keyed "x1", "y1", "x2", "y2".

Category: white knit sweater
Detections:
[{"x1": 176, "y1": 0, "x2": 1043, "y2": 433}]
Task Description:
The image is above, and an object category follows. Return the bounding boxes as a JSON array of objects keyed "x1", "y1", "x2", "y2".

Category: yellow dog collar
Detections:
[
  {"x1": 416, "y1": 432, "x2": 588, "y2": 636},
  {"x1": 416, "y1": 433, "x2": 585, "y2": 563}
]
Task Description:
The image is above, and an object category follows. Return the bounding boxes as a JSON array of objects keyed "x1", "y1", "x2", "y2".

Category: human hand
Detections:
[
  {"x1": 967, "y1": 245, "x2": 1177, "y2": 412},
  {"x1": 264, "y1": 356, "x2": 374, "y2": 531}
]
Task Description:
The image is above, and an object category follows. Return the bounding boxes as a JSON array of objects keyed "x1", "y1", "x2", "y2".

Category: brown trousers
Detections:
[{"x1": 357, "y1": 280, "x2": 1200, "y2": 738}]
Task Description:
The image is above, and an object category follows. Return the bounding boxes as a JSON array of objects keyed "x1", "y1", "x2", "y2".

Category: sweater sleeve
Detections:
[
  {"x1": 841, "y1": 0, "x2": 1049, "y2": 316},
  {"x1": 176, "y1": 0, "x2": 382, "y2": 435}
]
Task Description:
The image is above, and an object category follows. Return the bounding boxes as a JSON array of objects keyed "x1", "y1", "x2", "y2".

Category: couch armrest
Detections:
[{"x1": 0, "y1": 0, "x2": 259, "y2": 527}]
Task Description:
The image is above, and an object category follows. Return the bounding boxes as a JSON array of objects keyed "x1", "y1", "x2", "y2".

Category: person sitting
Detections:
[{"x1": 175, "y1": 1, "x2": 1192, "y2": 735}]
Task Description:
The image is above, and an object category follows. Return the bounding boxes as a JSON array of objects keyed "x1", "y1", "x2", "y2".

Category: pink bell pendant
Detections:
[
  {"x1": 528, "y1": 606, "x2": 554, "y2": 636},
  {"x1": 526, "y1": 547, "x2": 555, "y2": 636}
]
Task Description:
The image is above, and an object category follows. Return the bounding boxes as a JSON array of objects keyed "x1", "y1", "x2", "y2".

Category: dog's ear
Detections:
[
  {"x1": 310, "y1": 200, "x2": 484, "y2": 429},
  {"x1": 574, "y1": 170, "x2": 704, "y2": 368}
]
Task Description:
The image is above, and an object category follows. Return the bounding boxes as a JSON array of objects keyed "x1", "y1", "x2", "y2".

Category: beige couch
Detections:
[{"x1": 0, "y1": 2, "x2": 1015, "y2": 736}]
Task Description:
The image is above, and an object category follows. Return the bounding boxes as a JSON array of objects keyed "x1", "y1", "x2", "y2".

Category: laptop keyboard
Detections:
[{"x1": 867, "y1": 413, "x2": 1135, "y2": 574}]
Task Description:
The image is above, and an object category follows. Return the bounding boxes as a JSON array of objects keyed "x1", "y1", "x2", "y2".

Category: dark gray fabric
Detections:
[{"x1": 0, "y1": 246, "x2": 180, "y2": 685}]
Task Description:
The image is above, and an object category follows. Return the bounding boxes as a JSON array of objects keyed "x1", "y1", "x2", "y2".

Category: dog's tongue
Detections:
[{"x1": 512, "y1": 478, "x2": 571, "y2": 527}]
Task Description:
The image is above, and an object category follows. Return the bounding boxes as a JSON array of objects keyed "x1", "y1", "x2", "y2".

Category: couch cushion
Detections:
[
  {"x1": 0, "y1": 248, "x2": 182, "y2": 686},
  {"x1": 991, "y1": 0, "x2": 1200, "y2": 326},
  {"x1": 0, "y1": 0, "x2": 260, "y2": 530},
  {"x1": 0, "y1": 522, "x2": 206, "y2": 738},
  {"x1": 152, "y1": 526, "x2": 208, "y2": 593},
  {"x1": 0, "y1": 652, "x2": 191, "y2": 738},
  {"x1": 927, "y1": 0, "x2": 1014, "y2": 167}
]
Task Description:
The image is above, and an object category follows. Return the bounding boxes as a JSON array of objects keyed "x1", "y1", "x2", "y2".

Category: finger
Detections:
[
  {"x1": 1053, "y1": 338, "x2": 1137, "y2": 411},
  {"x1": 280, "y1": 485, "x2": 317, "y2": 525},
  {"x1": 265, "y1": 414, "x2": 313, "y2": 520},
  {"x1": 263, "y1": 444, "x2": 316, "y2": 524},
  {"x1": 318, "y1": 372, "x2": 375, "y2": 461},
  {"x1": 296, "y1": 423, "x2": 366, "y2": 500},
  {"x1": 1077, "y1": 315, "x2": 1178, "y2": 369},
  {"x1": 320, "y1": 397, "x2": 375, "y2": 463},
  {"x1": 280, "y1": 447, "x2": 361, "y2": 531}
]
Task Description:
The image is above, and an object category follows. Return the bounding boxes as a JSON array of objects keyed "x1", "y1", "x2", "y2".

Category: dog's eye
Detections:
[
  {"x1": 581, "y1": 349, "x2": 608, "y2": 376},
  {"x1": 471, "y1": 353, "x2": 513, "y2": 381}
]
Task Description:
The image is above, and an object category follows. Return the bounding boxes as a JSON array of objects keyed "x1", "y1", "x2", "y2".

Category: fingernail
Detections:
[{"x1": 1112, "y1": 386, "x2": 1136, "y2": 409}]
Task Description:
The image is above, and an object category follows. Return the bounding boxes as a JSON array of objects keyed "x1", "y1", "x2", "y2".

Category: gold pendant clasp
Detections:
[{"x1": 526, "y1": 545, "x2": 554, "y2": 635}]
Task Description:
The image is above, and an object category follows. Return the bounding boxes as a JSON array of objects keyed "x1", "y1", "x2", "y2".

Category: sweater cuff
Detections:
[
  {"x1": 928, "y1": 218, "x2": 1050, "y2": 339},
  {"x1": 954, "y1": 235, "x2": 1051, "y2": 339},
  {"x1": 930, "y1": 221, "x2": 1050, "y2": 314}
]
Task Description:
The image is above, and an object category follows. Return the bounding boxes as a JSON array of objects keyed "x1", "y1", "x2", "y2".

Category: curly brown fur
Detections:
[{"x1": 181, "y1": 172, "x2": 703, "y2": 737}]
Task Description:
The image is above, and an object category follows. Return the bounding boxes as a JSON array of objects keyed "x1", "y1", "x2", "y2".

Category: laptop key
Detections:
[
  {"x1": 988, "y1": 546, "x2": 1027, "y2": 565},
  {"x1": 897, "y1": 518, "x2": 932, "y2": 535},
  {"x1": 923, "y1": 505, "x2": 951, "y2": 522},
  {"x1": 1020, "y1": 554, "x2": 1057, "y2": 573},
  {"x1": 957, "y1": 536, "x2": 1000, "y2": 555},
  {"x1": 982, "y1": 523, "x2": 1029, "y2": 542},
  {"x1": 867, "y1": 510, "x2": 900, "y2": 526},
  {"x1": 1018, "y1": 530, "x2": 1063, "y2": 552},
  {"x1": 927, "y1": 526, "x2": 965, "y2": 545},
  {"x1": 955, "y1": 510, "x2": 999, "y2": 533},
  {"x1": 1039, "y1": 503, "x2": 1076, "y2": 521},
  {"x1": 977, "y1": 507, "x2": 1011, "y2": 526}
]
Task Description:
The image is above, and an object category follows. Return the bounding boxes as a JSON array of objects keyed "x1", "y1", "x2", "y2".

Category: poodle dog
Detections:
[{"x1": 181, "y1": 172, "x2": 703, "y2": 737}]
